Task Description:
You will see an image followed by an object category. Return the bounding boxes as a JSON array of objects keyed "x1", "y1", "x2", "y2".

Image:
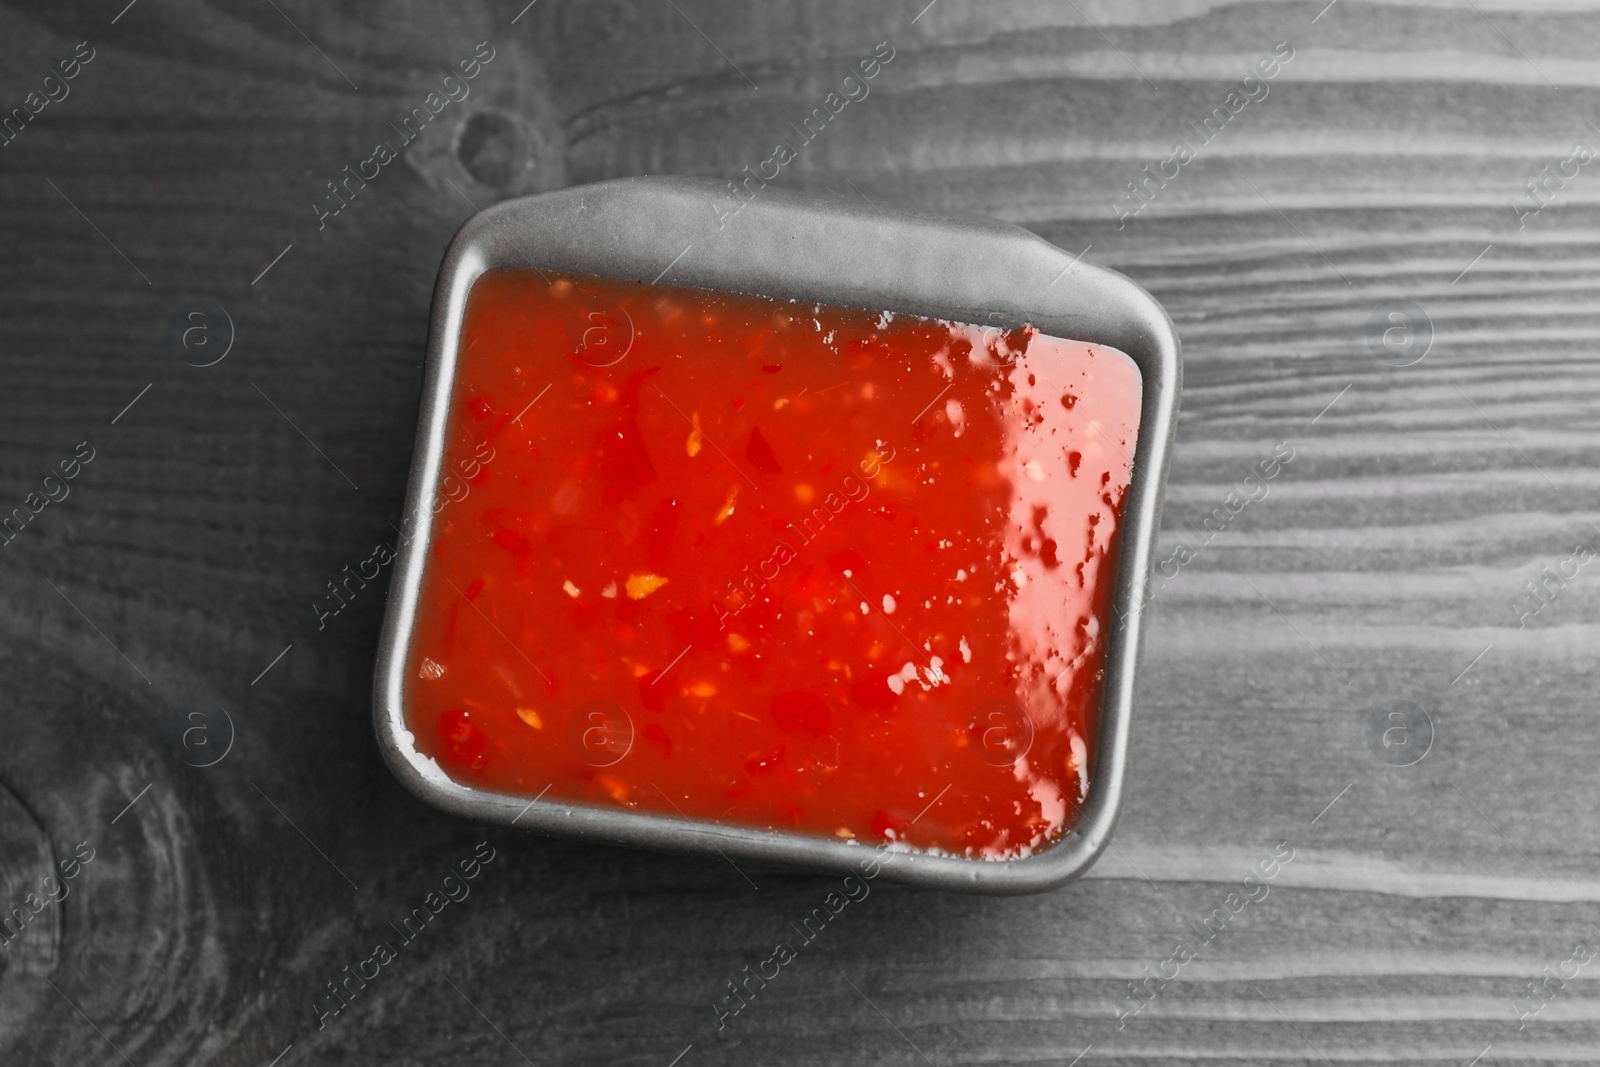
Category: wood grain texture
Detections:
[{"x1": 1, "y1": 0, "x2": 1598, "y2": 1063}]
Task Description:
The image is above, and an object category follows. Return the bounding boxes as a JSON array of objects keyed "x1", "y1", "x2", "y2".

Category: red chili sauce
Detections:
[{"x1": 404, "y1": 269, "x2": 1142, "y2": 860}]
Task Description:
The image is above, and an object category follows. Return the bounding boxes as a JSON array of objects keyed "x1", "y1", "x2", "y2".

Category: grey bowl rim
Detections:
[{"x1": 371, "y1": 174, "x2": 1181, "y2": 895}]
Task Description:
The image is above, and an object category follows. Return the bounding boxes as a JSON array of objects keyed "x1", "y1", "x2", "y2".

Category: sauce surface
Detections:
[{"x1": 403, "y1": 269, "x2": 1142, "y2": 860}]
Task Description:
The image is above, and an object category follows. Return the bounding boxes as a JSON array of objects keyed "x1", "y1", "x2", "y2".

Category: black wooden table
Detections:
[{"x1": 4, "y1": 2, "x2": 1599, "y2": 1064}]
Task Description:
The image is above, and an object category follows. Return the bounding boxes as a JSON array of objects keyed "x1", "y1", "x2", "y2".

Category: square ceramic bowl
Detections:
[{"x1": 374, "y1": 175, "x2": 1180, "y2": 893}]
